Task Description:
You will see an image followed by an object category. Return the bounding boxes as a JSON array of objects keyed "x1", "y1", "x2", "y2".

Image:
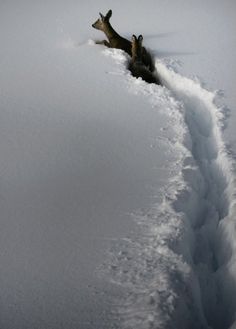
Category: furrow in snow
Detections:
[
  {"x1": 98, "y1": 49, "x2": 236, "y2": 329},
  {"x1": 157, "y1": 61, "x2": 236, "y2": 329}
]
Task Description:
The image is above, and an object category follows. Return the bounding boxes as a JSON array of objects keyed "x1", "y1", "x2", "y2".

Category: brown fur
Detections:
[
  {"x1": 129, "y1": 35, "x2": 160, "y2": 84},
  {"x1": 92, "y1": 10, "x2": 155, "y2": 72}
]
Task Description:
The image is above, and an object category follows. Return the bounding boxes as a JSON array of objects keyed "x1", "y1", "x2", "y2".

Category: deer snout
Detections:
[
  {"x1": 92, "y1": 19, "x2": 101, "y2": 30},
  {"x1": 92, "y1": 23, "x2": 99, "y2": 30}
]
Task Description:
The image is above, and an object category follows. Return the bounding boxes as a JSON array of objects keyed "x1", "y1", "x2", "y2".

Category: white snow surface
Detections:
[{"x1": 1, "y1": 1, "x2": 236, "y2": 329}]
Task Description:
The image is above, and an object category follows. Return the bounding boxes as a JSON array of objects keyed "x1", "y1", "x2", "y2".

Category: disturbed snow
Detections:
[{"x1": 96, "y1": 46, "x2": 236, "y2": 329}]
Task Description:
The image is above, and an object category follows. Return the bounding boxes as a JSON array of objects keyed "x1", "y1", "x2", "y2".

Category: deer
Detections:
[
  {"x1": 129, "y1": 35, "x2": 160, "y2": 84},
  {"x1": 92, "y1": 10, "x2": 155, "y2": 72}
]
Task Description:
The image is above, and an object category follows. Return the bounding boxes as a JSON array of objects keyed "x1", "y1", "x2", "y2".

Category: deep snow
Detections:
[{"x1": 1, "y1": 1, "x2": 236, "y2": 329}]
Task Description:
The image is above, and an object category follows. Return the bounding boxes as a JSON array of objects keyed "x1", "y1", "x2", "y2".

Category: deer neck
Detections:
[{"x1": 103, "y1": 22, "x2": 121, "y2": 40}]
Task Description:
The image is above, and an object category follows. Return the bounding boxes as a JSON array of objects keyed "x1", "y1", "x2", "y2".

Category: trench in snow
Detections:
[
  {"x1": 157, "y1": 61, "x2": 236, "y2": 329},
  {"x1": 98, "y1": 48, "x2": 236, "y2": 329}
]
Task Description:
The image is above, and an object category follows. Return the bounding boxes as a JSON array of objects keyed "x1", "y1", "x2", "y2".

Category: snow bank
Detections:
[{"x1": 98, "y1": 49, "x2": 236, "y2": 329}]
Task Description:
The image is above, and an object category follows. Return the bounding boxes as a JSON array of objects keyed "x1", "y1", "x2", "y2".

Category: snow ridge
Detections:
[{"x1": 98, "y1": 49, "x2": 236, "y2": 329}]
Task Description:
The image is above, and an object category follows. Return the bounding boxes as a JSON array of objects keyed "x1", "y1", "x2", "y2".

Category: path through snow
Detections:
[
  {"x1": 158, "y1": 62, "x2": 236, "y2": 329},
  {"x1": 98, "y1": 49, "x2": 236, "y2": 329}
]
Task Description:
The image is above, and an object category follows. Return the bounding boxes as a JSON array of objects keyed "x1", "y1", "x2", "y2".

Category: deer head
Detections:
[
  {"x1": 92, "y1": 10, "x2": 112, "y2": 31},
  {"x1": 131, "y1": 34, "x2": 143, "y2": 62}
]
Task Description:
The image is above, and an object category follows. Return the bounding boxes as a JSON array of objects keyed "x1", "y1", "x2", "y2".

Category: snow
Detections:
[{"x1": 1, "y1": 1, "x2": 236, "y2": 329}]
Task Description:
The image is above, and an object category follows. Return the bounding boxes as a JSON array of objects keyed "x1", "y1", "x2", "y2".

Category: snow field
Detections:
[
  {"x1": 97, "y1": 48, "x2": 236, "y2": 329},
  {"x1": 1, "y1": 2, "x2": 235, "y2": 328}
]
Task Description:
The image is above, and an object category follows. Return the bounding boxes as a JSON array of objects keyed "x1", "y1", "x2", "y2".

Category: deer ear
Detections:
[
  {"x1": 99, "y1": 12, "x2": 105, "y2": 20},
  {"x1": 138, "y1": 35, "x2": 143, "y2": 43},
  {"x1": 132, "y1": 34, "x2": 137, "y2": 42},
  {"x1": 106, "y1": 9, "x2": 112, "y2": 20}
]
